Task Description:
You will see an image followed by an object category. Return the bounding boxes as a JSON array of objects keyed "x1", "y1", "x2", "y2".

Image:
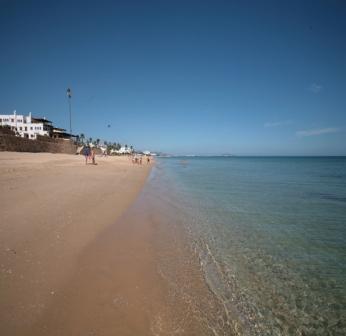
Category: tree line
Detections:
[{"x1": 77, "y1": 133, "x2": 133, "y2": 152}]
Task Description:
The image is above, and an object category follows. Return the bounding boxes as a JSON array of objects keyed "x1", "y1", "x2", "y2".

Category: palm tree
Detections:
[
  {"x1": 88, "y1": 137, "x2": 93, "y2": 145},
  {"x1": 96, "y1": 138, "x2": 100, "y2": 147}
]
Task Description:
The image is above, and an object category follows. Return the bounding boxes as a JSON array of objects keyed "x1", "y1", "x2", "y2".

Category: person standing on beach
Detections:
[
  {"x1": 83, "y1": 146, "x2": 91, "y2": 165},
  {"x1": 91, "y1": 147, "x2": 96, "y2": 165},
  {"x1": 88, "y1": 147, "x2": 92, "y2": 162}
]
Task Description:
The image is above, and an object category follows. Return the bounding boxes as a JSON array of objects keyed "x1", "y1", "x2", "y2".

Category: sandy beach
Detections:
[
  {"x1": 0, "y1": 152, "x2": 227, "y2": 336},
  {"x1": 0, "y1": 152, "x2": 153, "y2": 335}
]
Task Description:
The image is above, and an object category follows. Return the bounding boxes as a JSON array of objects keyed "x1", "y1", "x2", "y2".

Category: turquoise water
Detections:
[{"x1": 154, "y1": 157, "x2": 346, "y2": 335}]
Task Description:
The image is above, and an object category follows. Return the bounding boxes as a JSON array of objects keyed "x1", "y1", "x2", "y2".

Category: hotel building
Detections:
[{"x1": 0, "y1": 111, "x2": 52, "y2": 139}]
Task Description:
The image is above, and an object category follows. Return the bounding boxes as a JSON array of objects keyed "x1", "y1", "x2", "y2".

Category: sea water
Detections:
[{"x1": 151, "y1": 157, "x2": 346, "y2": 335}]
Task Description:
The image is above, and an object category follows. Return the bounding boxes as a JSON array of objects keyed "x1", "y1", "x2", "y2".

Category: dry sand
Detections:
[{"x1": 0, "y1": 152, "x2": 153, "y2": 335}]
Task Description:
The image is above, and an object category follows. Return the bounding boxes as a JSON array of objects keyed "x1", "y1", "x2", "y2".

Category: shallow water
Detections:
[{"x1": 149, "y1": 157, "x2": 346, "y2": 335}]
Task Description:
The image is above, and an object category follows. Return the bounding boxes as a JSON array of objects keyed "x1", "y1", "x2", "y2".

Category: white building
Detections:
[
  {"x1": 110, "y1": 146, "x2": 133, "y2": 155},
  {"x1": 0, "y1": 111, "x2": 52, "y2": 139}
]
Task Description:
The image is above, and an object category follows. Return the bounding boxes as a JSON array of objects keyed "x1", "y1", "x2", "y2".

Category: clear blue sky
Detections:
[{"x1": 1, "y1": 0, "x2": 345, "y2": 155}]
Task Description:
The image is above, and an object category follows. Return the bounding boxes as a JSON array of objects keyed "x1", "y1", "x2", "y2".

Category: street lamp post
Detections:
[{"x1": 67, "y1": 88, "x2": 72, "y2": 135}]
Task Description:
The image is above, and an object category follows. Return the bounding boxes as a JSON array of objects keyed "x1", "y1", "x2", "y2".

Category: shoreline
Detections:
[
  {"x1": 1, "y1": 152, "x2": 234, "y2": 335},
  {"x1": 28, "y1": 161, "x2": 229, "y2": 335},
  {"x1": 0, "y1": 152, "x2": 152, "y2": 335}
]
